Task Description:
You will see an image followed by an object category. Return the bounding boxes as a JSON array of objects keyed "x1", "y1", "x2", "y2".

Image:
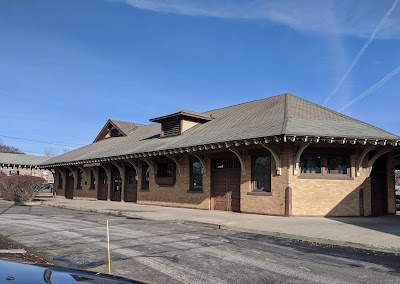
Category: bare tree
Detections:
[
  {"x1": 44, "y1": 147, "x2": 58, "y2": 157},
  {"x1": 0, "y1": 139, "x2": 24, "y2": 154},
  {"x1": 62, "y1": 148, "x2": 70, "y2": 154}
]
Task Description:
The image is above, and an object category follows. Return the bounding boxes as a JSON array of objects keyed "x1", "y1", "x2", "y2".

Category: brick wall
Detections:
[{"x1": 137, "y1": 153, "x2": 210, "y2": 209}]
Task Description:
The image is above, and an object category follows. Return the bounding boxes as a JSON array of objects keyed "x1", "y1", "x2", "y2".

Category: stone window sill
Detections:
[
  {"x1": 247, "y1": 191, "x2": 272, "y2": 196},
  {"x1": 298, "y1": 174, "x2": 353, "y2": 180},
  {"x1": 187, "y1": 190, "x2": 203, "y2": 194}
]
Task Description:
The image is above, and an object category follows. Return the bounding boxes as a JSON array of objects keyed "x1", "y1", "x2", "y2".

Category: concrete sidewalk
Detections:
[{"x1": 39, "y1": 198, "x2": 400, "y2": 254}]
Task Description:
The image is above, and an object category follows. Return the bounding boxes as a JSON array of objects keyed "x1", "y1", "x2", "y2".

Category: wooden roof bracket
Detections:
[
  {"x1": 109, "y1": 161, "x2": 125, "y2": 177},
  {"x1": 356, "y1": 145, "x2": 375, "y2": 177},
  {"x1": 293, "y1": 141, "x2": 312, "y2": 175},
  {"x1": 126, "y1": 160, "x2": 140, "y2": 175},
  {"x1": 366, "y1": 147, "x2": 393, "y2": 177},
  {"x1": 228, "y1": 148, "x2": 246, "y2": 176},
  {"x1": 75, "y1": 164, "x2": 87, "y2": 182},
  {"x1": 65, "y1": 165, "x2": 78, "y2": 188},
  {"x1": 139, "y1": 157, "x2": 155, "y2": 178},
  {"x1": 189, "y1": 153, "x2": 208, "y2": 177},
  {"x1": 100, "y1": 164, "x2": 111, "y2": 179},
  {"x1": 165, "y1": 155, "x2": 183, "y2": 177},
  {"x1": 260, "y1": 143, "x2": 281, "y2": 175},
  {"x1": 54, "y1": 167, "x2": 66, "y2": 182}
]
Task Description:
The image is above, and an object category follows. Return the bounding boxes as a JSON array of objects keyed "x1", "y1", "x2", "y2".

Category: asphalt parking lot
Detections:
[{"x1": 1, "y1": 202, "x2": 400, "y2": 284}]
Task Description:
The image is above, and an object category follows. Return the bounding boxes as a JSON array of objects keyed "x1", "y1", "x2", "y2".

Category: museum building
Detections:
[{"x1": 41, "y1": 94, "x2": 400, "y2": 216}]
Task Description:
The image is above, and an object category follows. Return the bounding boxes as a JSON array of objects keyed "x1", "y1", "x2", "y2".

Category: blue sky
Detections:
[{"x1": 0, "y1": 0, "x2": 399, "y2": 156}]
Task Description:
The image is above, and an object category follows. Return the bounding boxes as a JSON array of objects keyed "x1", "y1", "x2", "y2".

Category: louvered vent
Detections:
[{"x1": 162, "y1": 121, "x2": 180, "y2": 137}]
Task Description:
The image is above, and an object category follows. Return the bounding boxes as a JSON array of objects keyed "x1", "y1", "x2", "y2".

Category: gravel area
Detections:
[{"x1": 0, "y1": 236, "x2": 51, "y2": 265}]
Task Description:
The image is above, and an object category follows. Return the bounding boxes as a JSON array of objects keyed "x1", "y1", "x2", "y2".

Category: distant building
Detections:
[
  {"x1": 0, "y1": 153, "x2": 53, "y2": 183},
  {"x1": 41, "y1": 94, "x2": 400, "y2": 216}
]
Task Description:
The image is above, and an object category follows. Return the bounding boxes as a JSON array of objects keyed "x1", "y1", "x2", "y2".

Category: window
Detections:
[
  {"x1": 9, "y1": 170, "x2": 19, "y2": 176},
  {"x1": 77, "y1": 170, "x2": 83, "y2": 189},
  {"x1": 90, "y1": 172, "x2": 96, "y2": 190},
  {"x1": 327, "y1": 156, "x2": 348, "y2": 174},
  {"x1": 141, "y1": 164, "x2": 150, "y2": 190},
  {"x1": 190, "y1": 160, "x2": 203, "y2": 191},
  {"x1": 157, "y1": 160, "x2": 175, "y2": 177},
  {"x1": 58, "y1": 172, "x2": 63, "y2": 189},
  {"x1": 155, "y1": 158, "x2": 176, "y2": 186},
  {"x1": 300, "y1": 150, "x2": 350, "y2": 178},
  {"x1": 112, "y1": 174, "x2": 121, "y2": 195},
  {"x1": 300, "y1": 155, "x2": 322, "y2": 174},
  {"x1": 252, "y1": 156, "x2": 271, "y2": 192}
]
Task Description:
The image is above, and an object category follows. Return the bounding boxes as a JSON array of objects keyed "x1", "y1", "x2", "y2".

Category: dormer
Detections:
[
  {"x1": 93, "y1": 119, "x2": 141, "y2": 143},
  {"x1": 150, "y1": 110, "x2": 213, "y2": 138}
]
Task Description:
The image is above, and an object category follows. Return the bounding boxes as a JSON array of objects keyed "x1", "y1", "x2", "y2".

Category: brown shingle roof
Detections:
[
  {"x1": 42, "y1": 94, "x2": 400, "y2": 166},
  {"x1": 0, "y1": 153, "x2": 50, "y2": 166}
]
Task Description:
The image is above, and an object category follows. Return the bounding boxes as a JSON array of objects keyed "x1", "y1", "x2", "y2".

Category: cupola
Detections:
[{"x1": 150, "y1": 110, "x2": 213, "y2": 138}]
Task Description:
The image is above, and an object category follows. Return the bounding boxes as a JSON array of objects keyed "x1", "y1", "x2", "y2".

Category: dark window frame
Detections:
[
  {"x1": 77, "y1": 170, "x2": 83, "y2": 189},
  {"x1": 58, "y1": 172, "x2": 63, "y2": 189},
  {"x1": 90, "y1": 171, "x2": 96, "y2": 190},
  {"x1": 155, "y1": 158, "x2": 176, "y2": 187},
  {"x1": 141, "y1": 164, "x2": 150, "y2": 191},
  {"x1": 189, "y1": 159, "x2": 203, "y2": 192},
  {"x1": 251, "y1": 154, "x2": 272, "y2": 193},
  {"x1": 300, "y1": 150, "x2": 351, "y2": 179}
]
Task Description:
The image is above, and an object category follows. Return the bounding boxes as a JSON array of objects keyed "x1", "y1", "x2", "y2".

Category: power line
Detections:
[{"x1": 0, "y1": 135, "x2": 84, "y2": 148}]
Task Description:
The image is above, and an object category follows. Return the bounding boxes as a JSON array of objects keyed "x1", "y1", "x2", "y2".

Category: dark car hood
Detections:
[{"x1": 0, "y1": 260, "x2": 146, "y2": 284}]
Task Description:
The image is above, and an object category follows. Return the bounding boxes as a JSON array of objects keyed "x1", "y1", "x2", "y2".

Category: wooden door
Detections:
[
  {"x1": 98, "y1": 172, "x2": 108, "y2": 200},
  {"x1": 371, "y1": 158, "x2": 388, "y2": 216},
  {"x1": 110, "y1": 171, "x2": 121, "y2": 201},
  {"x1": 212, "y1": 166, "x2": 241, "y2": 212},
  {"x1": 125, "y1": 170, "x2": 137, "y2": 202},
  {"x1": 65, "y1": 171, "x2": 74, "y2": 199}
]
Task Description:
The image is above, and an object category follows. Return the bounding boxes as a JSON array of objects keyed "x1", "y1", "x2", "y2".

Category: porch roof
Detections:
[
  {"x1": 41, "y1": 93, "x2": 400, "y2": 167},
  {"x1": 0, "y1": 153, "x2": 50, "y2": 167}
]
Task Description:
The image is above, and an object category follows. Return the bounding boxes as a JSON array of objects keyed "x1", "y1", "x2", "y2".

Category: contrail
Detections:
[
  {"x1": 338, "y1": 65, "x2": 400, "y2": 112},
  {"x1": 323, "y1": 0, "x2": 399, "y2": 106}
]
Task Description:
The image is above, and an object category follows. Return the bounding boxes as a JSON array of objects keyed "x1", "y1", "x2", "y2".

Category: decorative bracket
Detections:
[
  {"x1": 166, "y1": 155, "x2": 183, "y2": 177},
  {"x1": 126, "y1": 159, "x2": 140, "y2": 175},
  {"x1": 294, "y1": 141, "x2": 312, "y2": 175},
  {"x1": 189, "y1": 153, "x2": 208, "y2": 177},
  {"x1": 356, "y1": 145, "x2": 375, "y2": 177},
  {"x1": 75, "y1": 164, "x2": 87, "y2": 181},
  {"x1": 260, "y1": 143, "x2": 281, "y2": 175},
  {"x1": 139, "y1": 158, "x2": 155, "y2": 177},
  {"x1": 366, "y1": 147, "x2": 393, "y2": 177},
  {"x1": 228, "y1": 148, "x2": 246, "y2": 176}
]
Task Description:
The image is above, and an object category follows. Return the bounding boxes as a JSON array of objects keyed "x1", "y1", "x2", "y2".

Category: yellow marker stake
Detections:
[{"x1": 106, "y1": 219, "x2": 111, "y2": 274}]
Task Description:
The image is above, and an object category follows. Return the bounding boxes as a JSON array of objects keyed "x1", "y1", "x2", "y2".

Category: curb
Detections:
[{"x1": 41, "y1": 202, "x2": 400, "y2": 255}]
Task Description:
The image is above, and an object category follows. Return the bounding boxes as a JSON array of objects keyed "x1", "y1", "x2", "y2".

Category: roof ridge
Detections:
[
  {"x1": 202, "y1": 93, "x2": 289, "y2": 114},
  {"x1": 110, "y1": 119, "x2": 145, "y2": 126},
  {"x1": 287, "y1": 95, "x2": 399, "y2": 137}
]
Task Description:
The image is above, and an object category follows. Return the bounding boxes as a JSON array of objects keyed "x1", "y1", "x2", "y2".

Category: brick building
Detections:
[
  {"x1": 0, "y1": 152, "x2": 53, "y2": 183},
  {"x1": 41, "y1": 94, "x2": 399, "y2": 216}
]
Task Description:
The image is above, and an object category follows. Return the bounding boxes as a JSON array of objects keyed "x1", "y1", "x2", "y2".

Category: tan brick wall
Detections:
[
  {"x1": 138, "y1": 153, "x2": 210, "y2": 209},
  {"x1": 240, "y1": 144, "x2": 288, "y2": 216},
  {"x1": 288, "y1": 143, "x2": 376, "y2": 216}
]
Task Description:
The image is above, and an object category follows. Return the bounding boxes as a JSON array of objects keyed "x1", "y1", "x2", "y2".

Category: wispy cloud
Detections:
[
  {"x1": 111, "y1": 0, "x2": 400, "y2": 39},
  {"x1": 323, "y1": 0, "x2": 399, "y2": 106},
  {"x1": 338, "y1": 65, "x2": 400, "y2": 112}
]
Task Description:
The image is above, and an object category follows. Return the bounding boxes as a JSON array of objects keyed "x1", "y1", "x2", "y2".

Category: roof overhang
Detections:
[{"x1": 40, "y1": 134, "x2": 399, "y2": 168}]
